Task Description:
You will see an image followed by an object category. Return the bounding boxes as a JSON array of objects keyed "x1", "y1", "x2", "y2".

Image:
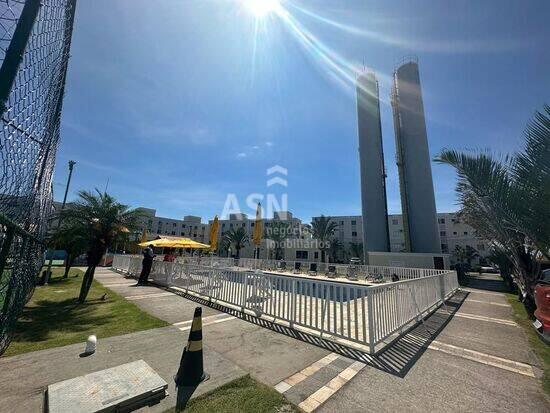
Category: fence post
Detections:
[
  {"x1": 439, "y1": 273, "x2": 446, "y2": 305},
  {"x1": 241, "y1": 272, "x2": 248, "y2": 312},
  {"x1": 367, "y1": 288, "x2": 375, "y2": 354},
  {"x1": 290, "y1": 279, "x2": 296, "y2": 328}
]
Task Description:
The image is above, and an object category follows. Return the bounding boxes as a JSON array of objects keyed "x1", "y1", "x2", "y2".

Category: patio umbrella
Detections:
[
  {"x1": 252, "y1": 203, "x2": 262, "y2": 259},
  {"x1": 209, "y1": 215, "x2": 219, "y2": 251}
]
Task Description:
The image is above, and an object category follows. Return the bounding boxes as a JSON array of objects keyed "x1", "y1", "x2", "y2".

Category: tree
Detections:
[
  {"x1": 48, "y1": 222, "x2": 88, "y2": 279},
  {"x1": 217, "y1": 234, "x2": 230, "y2": 257},
  {"x1": 61, "y1": 190, "x2": 142, "y2": 303},
  {"x1": 349, "y1": 241, "x2": 363, "y2": 261},
  {"x1": 328, "y1": 238, "x2": 343, "y2": 263},
  {"x1": 452, "y1": 245, "x2": 478, "y2": 267},
  {"x1": 311, "y1": 216, "x2": 338, "y2": 264},
  {"x1": 265, "y1": 221, "x2": 290, "y2": 260},
  {"x1": 223, "y1": 227, "x2": 249, "y2": 259},
  {"x1": 434, "y1": 105, "x2": 550, "y2": 309}
]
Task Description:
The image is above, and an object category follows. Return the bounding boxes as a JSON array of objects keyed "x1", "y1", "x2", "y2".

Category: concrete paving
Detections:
[
  {"x1": 98, "y1": 268, "x2": 331, "y2": 386},
  {"x1": 2, "y1": 268, "x2": 547, "y2": 412},
  {"x1": 318, "y1": 276, "x2": 548, "y2": 412},
  {"x1": 0, "y1": 326, "x2": 245, "y2": 413},
  {"x1": 105, "y1": 268, "x2": 548, "y2": 412}
]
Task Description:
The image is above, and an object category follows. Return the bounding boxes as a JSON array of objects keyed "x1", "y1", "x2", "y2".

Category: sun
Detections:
[{"x1": 243, "y1": 0, "x2": 282, "y2": 18}]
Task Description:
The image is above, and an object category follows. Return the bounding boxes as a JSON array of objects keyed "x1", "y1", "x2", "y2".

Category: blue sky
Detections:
[{"x1": 55, "y1": 0, "x2": 550, "y2": 222}]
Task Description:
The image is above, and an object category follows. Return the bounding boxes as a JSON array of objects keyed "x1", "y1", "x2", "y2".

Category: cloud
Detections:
[
  {"x1": 265, "y1": 141, "x2": 273, "y2": 147},
  {"x1": 135, "y1": 123, "x2": 216, "y2": 145},
  {"x1": 237, "y1": 152, "x2": 247, "y2": 158}
]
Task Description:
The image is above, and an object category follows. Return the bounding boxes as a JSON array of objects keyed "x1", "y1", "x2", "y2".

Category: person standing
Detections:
[{"x1": 138, "y1": 244, "x2": 155, "y2": 285}]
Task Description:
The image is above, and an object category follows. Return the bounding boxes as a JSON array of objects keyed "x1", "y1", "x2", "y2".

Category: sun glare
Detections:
[{"x1": 243, "y1": 0, "x2": 281, "y2": 18}]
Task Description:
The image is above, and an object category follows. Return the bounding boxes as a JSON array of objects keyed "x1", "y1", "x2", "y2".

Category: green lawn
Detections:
[
  {"x1": 3, "y1": 267, "x2": 168, "y2": 357},
  {"x1": 164, "y1": 376, "x2": 298, "y2": 413},
  {"x1": 506, "y1": 293, "x2": 550, "y2": 396}
]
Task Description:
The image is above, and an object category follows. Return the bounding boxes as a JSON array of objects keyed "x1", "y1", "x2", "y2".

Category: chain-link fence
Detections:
[{"x1": 0, "y1": 0, "x2": 76, "y2": 355}]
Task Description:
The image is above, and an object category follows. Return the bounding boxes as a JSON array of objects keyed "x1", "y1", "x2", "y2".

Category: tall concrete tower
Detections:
[
  {"x1": 356, "y1": 72, "x2": 390, "y2": 260},
  {"x1": 391, "y1": 58, "x2": 441, "y2": 253}
]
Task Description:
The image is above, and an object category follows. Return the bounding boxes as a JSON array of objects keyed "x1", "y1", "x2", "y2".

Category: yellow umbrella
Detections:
[
  {"x1": 138, "y1": 238, "x2": 174, "y2": 247},
  {"x1": 253, "y1": 203, "x2": 262, "y2": 260},
  {"x1": 253, "y1": 203, "x2": 262, "y2": 246},
  {"x1": 138, "y1": 236, "x2": 211, "y2": 249},
  {"x1": 209, "y1": 215, "x2": 219, "y2": 251},
  {"x1": 184, "y1": 239, "x2": 211, "y2": 249}
]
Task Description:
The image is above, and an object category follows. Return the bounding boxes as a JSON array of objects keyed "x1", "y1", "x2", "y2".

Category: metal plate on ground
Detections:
[{"x1": 47, "y1": 360, "x2": 168, "y2": 413}]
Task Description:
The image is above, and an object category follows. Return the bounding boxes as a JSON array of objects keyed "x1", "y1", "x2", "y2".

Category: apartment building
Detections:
[
  {"x1": 315, "y1": 213, "x2": 489, "y2": 264},
  {"x1": 137, "y1": 208, "x2": 209, "y2": 244}
]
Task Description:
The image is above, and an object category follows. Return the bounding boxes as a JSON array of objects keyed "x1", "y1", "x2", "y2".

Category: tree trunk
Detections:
[
  {"x1": 63, "y1": 253, "x2": 72, "y2": 278},
  {"x1": 78, "y1": 247, "x2": 104, "y2": 303}
]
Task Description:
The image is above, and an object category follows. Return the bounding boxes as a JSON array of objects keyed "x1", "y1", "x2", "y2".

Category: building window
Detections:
[
  {"x1": 438, "y1": 218, "x2": 446, "y2": 224},
  {"x1": 392, "y1": 219, "x2": 398, "y2": 225},
  {"x1": 171, "y1": 231, "x2": 176, "y2": 235},
  {"x1": 173, "y1": 223, "x2": 177, "y2": 227},
  {"x1": 242, "y1": 223, "x2": 245, "y2": 227},
  {"x1": 251, "y1": 222, "x2": 254, "y2": 227},
  {"x1": 296, "y1": 250, "x2": 308, "y2": 260},
  {"x1": 441, "y1": 244, "x2": 449, "y2": 253},
  {"x1": 340, "y1": 221, "x2": 344, "y2": 225},
  {"x1": 193, "y1": 234, "x2": 197, "y2": 237},
  {"x1": 222, "y1": 223, "x2": 225, "y2": 227},
  {"x1": 464, "y1": 231, "x2": 468, "y2": 235},
  {"x1": 453, "y1": 231, "x2": 457, "y2": 235},
  {"x1": 230, "y1": 223, "x2": 233, "y2": 227},
  {"x1": 351, "y1": 220, "x2": 356, "y2": 225},
  {"x1": 156, "y1": 229, "x2": 161, "y2": 234},
  {"x1": 182, "y1": 224, "x2": 186, "y2": 228},
  {"x1": 477, "y1": 244, "x2": 485, "y2": 251},
  {"x1": 314, "y1": 252, "x2": 319, "y2": 259},
  {"x1": 352, "y1": 231, "x2": 357, "y2": 237},
  {"x1": 181, "y1": 232, "x2": 185, "y2": 236},
  {"x1": 440, "y1": 231, "x2": 446, "y2": 236}
]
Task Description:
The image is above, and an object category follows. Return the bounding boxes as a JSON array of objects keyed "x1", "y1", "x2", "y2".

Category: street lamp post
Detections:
[{"x1": 44, "y1": 160, "x2": 76, "y2": 284}]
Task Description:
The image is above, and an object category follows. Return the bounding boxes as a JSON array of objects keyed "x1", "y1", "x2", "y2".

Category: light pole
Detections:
[{"x1": 44, "y1": 160, "x2": 76, "y2": 284}]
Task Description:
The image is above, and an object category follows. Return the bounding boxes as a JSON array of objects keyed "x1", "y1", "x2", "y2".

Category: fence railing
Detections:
[
  {"x1": 235, "y1": 257, "x2": 448, "y2": 282},
  {"x1": 113, "y1": 255, "x2": 458, "y2": 353}
]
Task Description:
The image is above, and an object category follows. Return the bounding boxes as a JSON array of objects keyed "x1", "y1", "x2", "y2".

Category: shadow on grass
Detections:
[{"x1": 10, "y1": 278, "x2": 115, "y2": 345}]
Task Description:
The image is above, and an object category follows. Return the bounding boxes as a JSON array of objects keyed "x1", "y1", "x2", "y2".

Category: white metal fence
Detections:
[
  {"x1": 112, "y1": 255, "x2": 458, "y2": 353},
  {"x1": 235, "y1": 257, "x2": 448, "y2": 282}
]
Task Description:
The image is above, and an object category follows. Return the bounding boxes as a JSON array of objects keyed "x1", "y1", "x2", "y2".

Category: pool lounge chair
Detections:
[
  {"x1": 308, "y1": 262, "x2": 318, "y2": 276},
  {"x1": 327, "y1": 265, "x2": 337, "y2": 278}
]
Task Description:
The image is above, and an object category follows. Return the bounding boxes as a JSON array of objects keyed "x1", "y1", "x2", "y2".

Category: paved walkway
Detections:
[{"x1": 1, "y1": 269, "x2": 547, "y2": 412}]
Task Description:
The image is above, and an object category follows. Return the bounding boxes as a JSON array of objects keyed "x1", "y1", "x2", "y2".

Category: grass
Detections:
[
  {"x1": 164, "y1": 376, "x2": 298, "y2": 413},
  {"x1": 3, "y1": 267, "x2": 169, "y2": 357},
  {"x1": 506, "y1": 293, "x2": 550, "y2": 397}
]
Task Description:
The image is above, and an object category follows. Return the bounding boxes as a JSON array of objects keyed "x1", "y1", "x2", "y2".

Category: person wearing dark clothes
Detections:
[{"x1": 138, "y1": 245, "x2": 155, "y2": 285}]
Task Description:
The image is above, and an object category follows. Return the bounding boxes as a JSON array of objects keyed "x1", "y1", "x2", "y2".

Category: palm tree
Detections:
[
  {"x1": 61, "y1": 190, "x2": 142, "y2": 303},
  {"x1": 452, "y1": 245, "x2": 478, "y2": 267},
  {"x1": 48, "y1": 222, "x2": 88, "y2": 279},
  {"x1": 223, "y1": 227, "x2": 249, "y2": 259},
  {"x1": 434, "y1": 105, "x2": 550, "y2": 308},
  {"x1": 349, "y1": 241, "x2": 363, "y2": 262},
  {"x1": 328, "y1": 238, "x2": 343, "y2": 263},
  {"x1": 311, "y1": 216, "x2": 338, "y2": 264},
  {"x1": 265, "y1": 221, "x2": 291, "y2": 260}
]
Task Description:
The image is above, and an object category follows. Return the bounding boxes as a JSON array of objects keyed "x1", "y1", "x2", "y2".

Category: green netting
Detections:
[{"x1": 0, "y1": 0, "x2": 76, "y2": 355}]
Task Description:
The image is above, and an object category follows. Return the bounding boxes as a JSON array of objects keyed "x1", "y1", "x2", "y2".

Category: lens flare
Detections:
[{"x1": 243, "y1": 0, "x2": 281, "y2": 18}]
